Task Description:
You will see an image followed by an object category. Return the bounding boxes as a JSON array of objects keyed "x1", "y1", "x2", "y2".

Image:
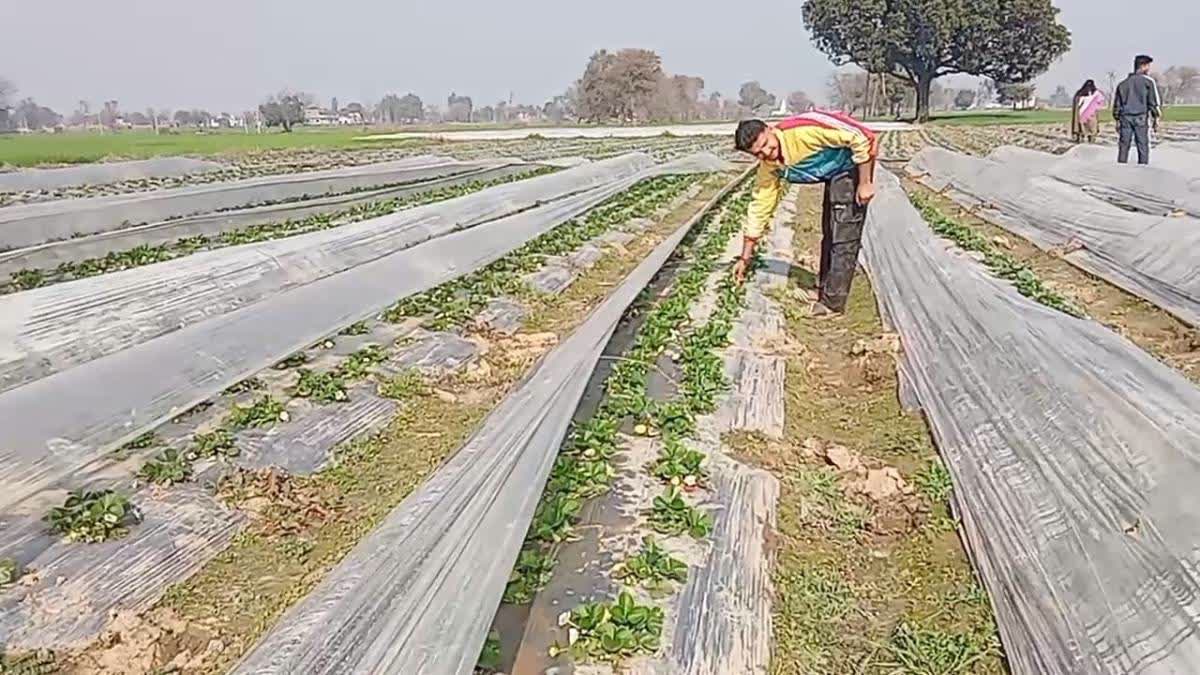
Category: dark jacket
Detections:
[{"x1": 1113, "y1": 72, "x2": 1161, "y2": 120}]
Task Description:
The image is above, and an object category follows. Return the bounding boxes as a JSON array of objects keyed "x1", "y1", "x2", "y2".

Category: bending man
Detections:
[{"x1": 732, "y1": 111, "x2": 877, "y2": 315}]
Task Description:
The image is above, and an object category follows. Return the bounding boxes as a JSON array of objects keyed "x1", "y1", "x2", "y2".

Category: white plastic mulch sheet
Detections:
[
  {"x1": 863, "y1": 170, "x2": 1200, "y2": 674},
  {"x1": 0, "y1": 157, "x2": 224, "y2": 193},
  {"x1": 0, "y1": 164, "x2": 535, "y2": 281},
  {"x1": 0, "y1": 154, "x2": 651, "y2": 395},
  {"x1": 984, "y1": 145, "x2": 1200, "y2": 217},
  {"x1": 229, "y1": 178, "x2": 736, "y2": 675},
  {"x1": 0, "y1": 153, "x2": 727, "y2": 518},
  {"x1": 0, "y1": 155, "x2": 497, "y2": 250},
  {"x1": 907, "y1": 146, "x2": 1200, "y2": 327}
]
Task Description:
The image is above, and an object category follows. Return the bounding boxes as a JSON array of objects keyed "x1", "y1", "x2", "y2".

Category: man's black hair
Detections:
[
  {"x1": 734, "y1": 119, "x2": 767, "y2": 152},
  {"x1": 1134, "y1": 54, "x2": 1154, "y2": 70}
]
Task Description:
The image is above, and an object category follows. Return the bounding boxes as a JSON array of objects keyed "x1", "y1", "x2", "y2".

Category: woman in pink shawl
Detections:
[{"x1": 1071, "y1": 80, "x2": 1105, "y2": 143}]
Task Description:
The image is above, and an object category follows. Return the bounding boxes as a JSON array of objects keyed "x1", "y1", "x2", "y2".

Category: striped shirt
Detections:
[{"x1": 746, "y1": 111, "x2": 877, "y2": 238}]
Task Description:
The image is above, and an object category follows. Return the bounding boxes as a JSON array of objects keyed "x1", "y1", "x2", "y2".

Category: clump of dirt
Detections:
[
  {"x1": 217, "y1": 468, "x2": 335, "y2": 536},
  {"x1": 59, "y1": 609, "x2": 220, "y2": 674}
]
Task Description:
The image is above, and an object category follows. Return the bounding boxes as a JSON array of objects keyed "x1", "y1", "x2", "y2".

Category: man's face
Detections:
[{"x1": 747, "y1": 129, "x2": 780, "y2": 162}]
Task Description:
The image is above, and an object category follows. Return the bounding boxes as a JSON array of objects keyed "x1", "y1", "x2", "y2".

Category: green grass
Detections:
[
  {"x1": 0, "y1": 128, "x2": 426, "y2": 167},
  {"x1": 927, "y1": 104, "x2": 1200, "y2": 126}
]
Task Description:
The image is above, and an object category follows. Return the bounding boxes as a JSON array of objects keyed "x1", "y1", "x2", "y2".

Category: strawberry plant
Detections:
[
  {"x1": 615, "y1": 537, "x2": 688, "y2": 589},
  {"x1": 274, "y1": 352, "x2": 309, "y2": 370},
  {"x1": 193, "y1": 428, "x2": 238, "y2": 457},
  {"x1": 120, "y1": 431, "x2": 160, "y2": 451},
  {"x1": 338, "y1": 321, "x2": 370, "y2": 336},
  {"x1": 0, "y1": 558, "x2": 19, "y2": 588},
  {"x1": 531, "y1": 493, "x2": 583, "y2": 544},
  {"x1": 503, "y1": 547, "x2": 557, "y2": 604},
  {"x1": 224, "y1": 377, "x2": 265, "y2": 395},
  {"x1": 137, "y1": 448, "x2": 193, "y2": 485},
  {"x1": 226, "y1": 395, "x2": 287, "y2": 429},
  {"x1": 652, "y1": 436, "x2": 707, "y2": 488},
  {"x1": 294, "y1": 369, "x2": 348, "y2": 403},
  {"x1": 46, "y1": 489, "x2": 140, "y2": 543},
  {"x1": 552, "y1": 591, "x2": 664, "y2": 662},
  {"x1": 336, "y1": 344, "x2": 387, "y2": 380},
  {"x1": 649, "y1": 487, "x2": 712, "y2": 539},
  {"x1": 477, "y1": 630, "x2": 503, "y2": 672}
]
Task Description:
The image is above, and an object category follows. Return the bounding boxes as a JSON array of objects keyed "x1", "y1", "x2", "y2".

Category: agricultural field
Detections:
[
  {"x1": 878, "y1": 119, "x2": 1200, "y2": 161},
  {"x1": 2, "y1": 110, "x2": 1200, "y2": 675}
]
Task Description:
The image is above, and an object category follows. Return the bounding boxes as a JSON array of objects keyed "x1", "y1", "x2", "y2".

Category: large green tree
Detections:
[{"x1": 802, "y1": 0, "x2": 1071, "y2": 122}]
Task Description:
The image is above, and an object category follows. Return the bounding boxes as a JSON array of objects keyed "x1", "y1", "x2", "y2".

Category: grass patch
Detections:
[{"x1": 727, "y1": 184, "x2": 1003, "y2": 675}]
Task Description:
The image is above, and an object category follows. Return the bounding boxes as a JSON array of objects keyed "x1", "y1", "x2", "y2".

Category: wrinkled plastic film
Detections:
[
  {"x1": 907, "y1": 146, "x2": 1200, "y2": 327},
  {"x1": 0, "y1": 154, "x2": 729, "y2": 518},
  {"x1": 0, "y1": 155, "x2": 503, "y2": 249},
  {"x1": 0, "y1": 164, "x2": 535, "y2": 281},
  {"x1": 0, "y1": 157, "x2": 225, "y2": 193},
  {"x1": 231, "y1": 174, "x2": 741, "y2": 675},
  {"x1": 0, "y1": 154, "x2": 658, "y2": 393},
  {"x1": 864, "y1": 170, "x2": 1200, "y2": 674}
]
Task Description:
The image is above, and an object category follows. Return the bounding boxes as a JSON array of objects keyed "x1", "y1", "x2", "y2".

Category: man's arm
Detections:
[
  {"x1": 734, "y1": 163, "x2": 782, "y2": 282},
  {"x1": 1112, "y1": 81, "x2": 1123, "y2": 120},
  {"x1": 1146, "y1": 75, "x2": 1162, "y2": 122},
  {"x1": 803, "y1": 126, "x2": 878, "y2": 204}
]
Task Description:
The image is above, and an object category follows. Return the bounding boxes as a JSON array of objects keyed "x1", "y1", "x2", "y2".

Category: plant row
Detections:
[
  {"x1": 487, "y1": 184, "x2": 756, "y2": 668},
  {"x1": 21, "y1": 174, "x2": 699, "y2": 551},
  {"x1": 4, "y1": 167, "x2": 555, "y2": 293},
  {"x1": 386, "y1": 174, "x2": 701, "y2": 330},
  {"x1": 909, "y1": 190, "x2": 1084, "y2": 317}
]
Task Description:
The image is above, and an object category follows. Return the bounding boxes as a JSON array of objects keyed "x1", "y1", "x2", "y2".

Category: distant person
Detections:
[
  {"x1": 732, "y1": 111, "x2": 877, "y2": 316},
  {"x1": 1071, "y1": 79, "x2": 1104, "y2": 143},
  {"x1": 1113, "y1": 54, "x2": 1162, "y2": 164}
]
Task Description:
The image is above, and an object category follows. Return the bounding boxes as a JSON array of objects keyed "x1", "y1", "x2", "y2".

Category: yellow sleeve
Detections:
[
  {"x1": 745, "y1": 162, "x2": 782, "y2": 239},
  {"x1": 795, "y1": 126, "x2": 874, "y2": 165}
]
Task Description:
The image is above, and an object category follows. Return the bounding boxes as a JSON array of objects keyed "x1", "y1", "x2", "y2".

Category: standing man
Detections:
[
  {"x1": 732, "y1": 111, "x2": 877, "y2": 316},
  {"x1": 1113, "y1": 54, "x2": 1162, "y2": 164}
]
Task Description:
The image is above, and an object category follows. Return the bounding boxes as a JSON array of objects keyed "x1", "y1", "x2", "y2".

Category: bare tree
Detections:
[
  {"x1": 738, "y1": 81, "x2": 776, "y2": 115},
  {"x1": 574, "y1": 49, "x2": 664, "y2": 122},
  {"x1": 1159, "y1": 66, "x2": 1200, "y2": 105},
  {"x1": 786, "y1": 90, "x2": 814, "y2": 113}
]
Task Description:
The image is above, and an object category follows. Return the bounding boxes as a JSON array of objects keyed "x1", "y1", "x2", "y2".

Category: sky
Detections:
[{"x1": 4, "y1": 0, "x2": 1199, "y2": 115}]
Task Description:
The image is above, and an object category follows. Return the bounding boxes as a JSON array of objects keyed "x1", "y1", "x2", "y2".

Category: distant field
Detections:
[
  {"x1": 0, "y1": 128, "x2": 419, "y2": 168},
  {"x1": 929, "y1": 105, "x2": 1200, "y2": 125}
]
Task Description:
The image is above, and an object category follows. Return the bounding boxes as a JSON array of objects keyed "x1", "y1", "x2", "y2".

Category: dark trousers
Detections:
[
  {"x1": 818, "y1": 170, "x2": 868, "y2": 313},
  {"x1": 1117, "y1": 114, "x2": 1150, "y2": 164}
]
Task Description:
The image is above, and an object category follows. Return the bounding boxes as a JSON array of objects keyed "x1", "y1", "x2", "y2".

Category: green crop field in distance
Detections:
[
  {"x1": 0, "y1": 128, "x2": 427, "y2": 167},
  {"x1": 926, "y1": 104, "x2": 1200, "y2": 126}
]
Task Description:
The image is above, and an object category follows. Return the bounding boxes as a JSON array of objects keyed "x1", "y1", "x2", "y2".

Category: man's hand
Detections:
[
  {"x1": 734, "y1": 235, "x2": 759, "y2": 285},
  {"x1": 732, "y1": 257, "x2": 750, "y2": 285},
  {"x1": 856, "y1": 181, "x2": 876, "y2": 206}
]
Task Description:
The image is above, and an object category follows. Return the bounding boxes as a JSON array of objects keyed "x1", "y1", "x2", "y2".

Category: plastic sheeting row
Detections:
[
  {"x1": 0, "y1": 152, "x2": 728, "y2": 518},
  {"x1": 0, "y1": 163, "x2": 535, "y2": 282},
  {"x1": 0, "y1": 157, "x2": 224, "y2": 193},
  {"x1": 863, "y1": 170, "x2": 1200, "y2": 674},
  {"x1": 0, "y1": 155, "x2": 504, "y2": 249},
  {"x1": 907, "y1": 145, "x2": 1200, "y2": 327},
  {"x1": 229, "y1": 174, "x2": 742, "y2": 675}
]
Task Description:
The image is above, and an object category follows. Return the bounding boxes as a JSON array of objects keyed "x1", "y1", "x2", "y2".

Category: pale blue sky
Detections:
[{"x1": 5, "y1": 0, "x2": 1199, "y2": 114}]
